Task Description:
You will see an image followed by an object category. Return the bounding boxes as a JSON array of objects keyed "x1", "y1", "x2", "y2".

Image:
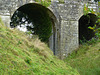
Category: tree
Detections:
[
  {"x1": 10, "y1": 9, "x2": 52, "y2": 43},
  {"x1": 10, "y1": 10, "x2": 31, "y2": 28}
]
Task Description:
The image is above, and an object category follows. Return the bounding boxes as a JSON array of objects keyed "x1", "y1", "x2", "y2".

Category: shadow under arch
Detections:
[
  {"x1": 10, "y1": 3, "x2": 60, "y2": 55},
  {"x1": 79, "y1": 13, "x2": 97, "y2": 44}
]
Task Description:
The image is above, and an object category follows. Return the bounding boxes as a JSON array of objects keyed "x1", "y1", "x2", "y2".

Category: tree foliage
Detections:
[
  {"x1": 10, "y1": 9, "x2": 52, "y2": 43},
  {"x1": 84, "y1": 4, "x2": 100, "y2": 39},
  {"x1": 10, "y1": 10, "x2": 31, "y2": 28}
]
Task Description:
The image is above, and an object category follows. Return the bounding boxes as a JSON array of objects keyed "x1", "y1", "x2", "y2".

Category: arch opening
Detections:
[
  {"x1": 79, "y1": 13, "x2": 97, "y2": 44},
  {"x1": 10, "y1": 3, "x2": 58, "y2": 55}
]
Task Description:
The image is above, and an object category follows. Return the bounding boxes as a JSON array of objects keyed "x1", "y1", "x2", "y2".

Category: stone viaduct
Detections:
[{"x1": 0, "y1": 0, "x2": 98, "y2": 59}]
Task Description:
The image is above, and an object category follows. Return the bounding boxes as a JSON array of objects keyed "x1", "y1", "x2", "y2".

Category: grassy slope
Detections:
[
  {"x1": 0, "y1": 19, "x2": 79, "y2": 75},
  {"x1": 65, "y1": 41, "x2": 100, "y2": 75}
]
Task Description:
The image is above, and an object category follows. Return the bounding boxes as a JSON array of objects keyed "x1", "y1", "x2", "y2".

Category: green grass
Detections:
[
  {"x1": 0, "y1": 18, "x2": 79, "y2": 75},
  {"x1": 35, "y1": 0, "x2": 51, "y2": 7},
  {"x1": 65, "y1": 40, "x2": 100, "y2": 75}
]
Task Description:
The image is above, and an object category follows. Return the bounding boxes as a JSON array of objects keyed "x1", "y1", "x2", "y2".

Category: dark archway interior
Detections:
[
  {"x1": 11, "y1": 3, "x2": 56, "y2": 43},
  {"x1": 79, "y1": 13, "x2": 97, "y2": 43},
  {"x1": 10, "y1": 3, "x2": 57, "y2": 55}
]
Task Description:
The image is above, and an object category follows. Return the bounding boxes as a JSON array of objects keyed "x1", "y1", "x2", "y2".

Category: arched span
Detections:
[
  {"x1": 10, "y1": 3, "x2": 60, "y2": 55},
  {"x1": 79, "y1": 13, "x2": 97, "y2": 43}
]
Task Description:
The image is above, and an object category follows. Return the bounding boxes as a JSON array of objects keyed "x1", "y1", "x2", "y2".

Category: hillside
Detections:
[
  {"x1": 0, "y1": 18, "x2": 79, "y2": 75},
  {"x1": 65, "y1": 40, "x2": 100, "y2": 75}
]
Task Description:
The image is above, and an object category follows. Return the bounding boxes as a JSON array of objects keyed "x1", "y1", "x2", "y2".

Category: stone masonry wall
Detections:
[
  {"x1": 0, "y1": 0, "x2": 98, "y2": 59},
  {"x1": 55, "y1": 1, "x2": 79, "y2": 58}
]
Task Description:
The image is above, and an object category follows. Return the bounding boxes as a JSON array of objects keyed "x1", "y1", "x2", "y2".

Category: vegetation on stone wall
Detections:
[
  {"x1": 59, "y1": 0, "x2": 64, "y2": 3},
  {"x1": 84, "y1": 4, "x2": 100, "y2": 39},
  {"x1": 35, "y1": 0, "x2": 51, "y2": 7},
  {"x1": 79, "y1": 13, "x2": 97, "y2": 44},
  {"x1": 66, "y1": 4, "x2": 100, "y2": 73},
  {"x1": 79, "y1": 5, "x2": 98, "y2": 44}
]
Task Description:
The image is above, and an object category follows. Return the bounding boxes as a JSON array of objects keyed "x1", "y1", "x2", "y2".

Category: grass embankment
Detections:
[
  {"x1": 65, "y1": 40, "x2": 100, "y2": 75},
  {"x1": 0, "y1": 18, "x2": 79, "y2": 75}
]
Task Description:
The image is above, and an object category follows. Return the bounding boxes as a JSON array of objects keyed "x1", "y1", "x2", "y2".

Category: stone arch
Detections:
[
  {"x1": 10, "y1": 3, "x2": 60, "y2": 55},
  {"x1": 79, "y1": 13, "x2": 97, "y2": 43}
]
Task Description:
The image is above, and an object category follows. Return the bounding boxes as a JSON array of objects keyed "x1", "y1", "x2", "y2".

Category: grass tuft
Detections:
[
  {"x1": 0, "y1": 18, "x2": 79, "y2": 75},
  {"x1": 65, "y1": 39, "x2": 100, "y2": 75}
]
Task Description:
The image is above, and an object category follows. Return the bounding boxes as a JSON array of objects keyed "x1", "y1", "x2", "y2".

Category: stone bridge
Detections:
[{"x1": 0, "y1": 0, "x2": 98, "y2": 59}]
